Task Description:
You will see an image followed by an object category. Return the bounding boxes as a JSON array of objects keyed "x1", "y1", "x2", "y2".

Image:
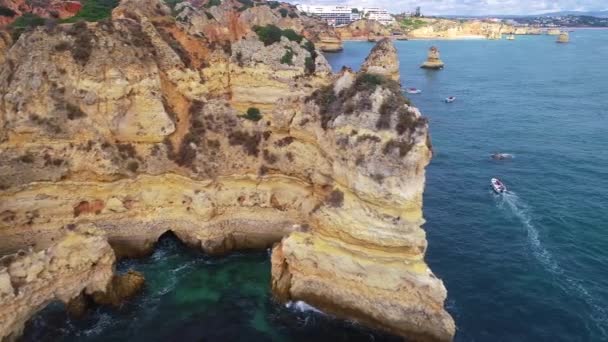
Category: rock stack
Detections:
[
  {"x1": 360, "y1": 38, "x2": 400, "y2": 82},
  {"x1": 421, "y1": 46, "x2": 445, "y2": 69},
  {"x1": 557, "y1": 31, "x2": 570, "y2": 43}
]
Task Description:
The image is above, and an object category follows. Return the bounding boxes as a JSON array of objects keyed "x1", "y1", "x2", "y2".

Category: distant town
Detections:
[{"x1": 296, "y1": 4, "x2": 608, "y2": 28}]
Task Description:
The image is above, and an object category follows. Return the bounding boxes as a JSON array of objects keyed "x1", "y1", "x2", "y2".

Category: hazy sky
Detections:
[{"x1": 291, "y1": 0, "x2": 608, "y2": 15}]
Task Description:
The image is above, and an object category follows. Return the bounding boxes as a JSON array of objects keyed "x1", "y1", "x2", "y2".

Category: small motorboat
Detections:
[
  {"x1": 491, "y1": 153, "x2": 513, "y2": 160},
  {"x1": 445, "y1": 96, "x2": 456, "y2": 103},
  {"x1": 406, "y1": 87, "x2": 422, "y2": 94},
  {"x1": 491, "y1": 178, "x2": 507, "y2": 193}
]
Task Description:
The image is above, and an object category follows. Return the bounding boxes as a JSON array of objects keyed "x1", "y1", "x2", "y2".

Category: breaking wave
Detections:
[{"x1": 286, "y1": 301, "x2": 324, "y2": 315}]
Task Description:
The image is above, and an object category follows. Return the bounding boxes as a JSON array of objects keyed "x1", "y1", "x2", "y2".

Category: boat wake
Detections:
[{"x1": 497, "y1": 192, "x2": 608, "y2": 336}]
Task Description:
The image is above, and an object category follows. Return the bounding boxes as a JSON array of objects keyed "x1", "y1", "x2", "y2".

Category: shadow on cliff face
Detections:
[{"x1": 22, "y1": 232, "x2": 401, "y2": 342}]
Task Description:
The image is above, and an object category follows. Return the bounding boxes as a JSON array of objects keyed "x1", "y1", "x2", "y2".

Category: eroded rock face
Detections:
[
  {"x1": 408, "y1": 19, "x2": 514, "y2": 39},
  {"x1": 0, "y1": 231, "x2": 115, "y2": 340},
  {"x1": 361, "y1": 38, "x2": 400, "y2": 82},
  {"x1": 336, "y1": 19, "x2": 392, "y2": 40},
  {"x1": 0, "y1": 0, "x2": 453, "y2": 340},
  {"x1": 91, "y1": 270, "x2": 145, "y2": 307}
]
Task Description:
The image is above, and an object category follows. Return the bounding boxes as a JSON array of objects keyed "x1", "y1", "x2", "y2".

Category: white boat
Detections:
[
  {"x1": 445, "y1": 96, "x2": 456, "y2": 103},
  {"x1": 406, "y1": 88, "x2": 422, "y2": 94},
  {"x1": 506, "y1": 34, "x2": 515, "y2": 40},
  {"x1": 491, "y1": 178, "x2": 507, "y2": 193},
  {"x1": 491, "y1": 153, "x2": 513, "y2": 160}
]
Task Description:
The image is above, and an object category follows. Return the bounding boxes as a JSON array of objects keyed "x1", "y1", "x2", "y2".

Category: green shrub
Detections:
[
  {"x1": 382, "y1": 139, "x2": 413, "y2": 157},
  {"x1": 61, "y1": 0, "x2": 119, "y2": 23},
  {"x1": 268, "y1": 1, "x2": 280, "y2": 9},
  {"x1": 253, "y1": 24, "x2": 282, "y2": 46},
  {"x1": 254, "y1": 25, "x2": 306, "y2": 46},
  {"x1": 280, "y1": 47, "x2": 294, "y2": 65},
  {"x1": 278, "y1": 8, "x2": 288, "y2": 17},
  {"x1": 204, "y1": 0, "x2": 222, "y2": 8},
  {"x1": 281, "y1": 28, "x2": 303, "y2": 43},
  {"x1": 236, "y1": 0, "x2": 253, "y2": 11},
  {"x1": 10, "y1": 13, "x2": 45, "y2": 31},
  {"x1": 302, "y1": 40, "x2": 317, "y2": 74},
  {"x1": 308, "y1": 84, "x2": 337, "y2": 129},
  {"x1": 0, "y1": 6, "x2": 16, "y2": 17},
  {"x1": 241, "y1": 107, "x2": 262, "y2": 121},
  {"x1": 304, "y1": 56, "x2": 315, "y2": 75},
  {"x1": 288, "y1": 12, "x2": 298, "y2": 18}
]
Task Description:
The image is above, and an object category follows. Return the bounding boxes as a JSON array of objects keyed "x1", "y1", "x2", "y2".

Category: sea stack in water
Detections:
[
  {"x1": 360, "y1": 37, "x2": 400, "y2": 82},
  {"x1": 272, "y1": 39, "x2": 455, "y2": 342},
  {"x1": 421, "y1": 46, "x2": 445, "y2": 69},
  {"x1": 557, "y1": 31, "x2": 570, "y2": 43}
]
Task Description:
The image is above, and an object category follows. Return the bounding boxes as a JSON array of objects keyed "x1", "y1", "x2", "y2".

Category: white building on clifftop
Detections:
[
  {"x1": 296, "y1": 4, "x2": 397, "y2": 27},
  {"x1": 361, "y1": 7, "x2": 395, "y2": 25},
  {"x1": 296, "y1": 5, "x2": 360, "y2": 26}
]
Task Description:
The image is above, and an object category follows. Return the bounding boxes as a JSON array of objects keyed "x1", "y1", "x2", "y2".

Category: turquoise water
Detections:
[
  {"x1": 25, "y1": 30, "x2": 608, "y2": 341},
  {"x1": 24, "y1": 234, "x2": 399, "y2": 341}
]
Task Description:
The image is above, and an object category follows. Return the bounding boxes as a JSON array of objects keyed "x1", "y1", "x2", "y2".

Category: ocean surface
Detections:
[{"x1": 25, "y1": 30, "x2": 608, "y2": 341}]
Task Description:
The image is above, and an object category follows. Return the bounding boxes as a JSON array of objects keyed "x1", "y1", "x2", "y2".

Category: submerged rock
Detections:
[
  {"x1": 421, "y1": 46, "x2": 445, "y2": 70},
  {"x1": 91, "y1": 270, "x2": 145, "y2": 307}
]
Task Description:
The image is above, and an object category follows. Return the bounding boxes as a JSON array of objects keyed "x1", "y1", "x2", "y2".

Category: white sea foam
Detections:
[
  {"x1": 498, "y1": 192, "x2": 607, "y2": 336},
  {"x1": 82, "y1": 313, "x2": 114, "y2": 337},
  {"x1": 286, "y1": 301, "x2": 324, "y2": 314}
]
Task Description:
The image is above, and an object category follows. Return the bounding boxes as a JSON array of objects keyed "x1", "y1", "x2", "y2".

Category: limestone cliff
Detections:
[
  {"x1": 336, "y1": 19, "x2": 392, "y2": 40},
  {"x1": 0, "y1": 0, "x2": 453, "y2": 340},
  {"x1": 0, "y1": 230, "x2": 115, "y2": 340},
  {"x1": 407, "y1": 18, "x2": 514, "y2": 39}
]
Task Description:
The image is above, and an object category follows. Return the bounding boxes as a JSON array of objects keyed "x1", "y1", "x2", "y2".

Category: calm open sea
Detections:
[{"x1": 24, "y1": 30, "x2": 608, "y2": 341}]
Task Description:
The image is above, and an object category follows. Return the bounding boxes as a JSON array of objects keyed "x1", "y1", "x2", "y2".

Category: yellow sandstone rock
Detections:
[
  {"x1": 0, "y1": 231, "x2": 115, "y2": 340},
  {"x1": 421, "y1": 46, "x2": 445, "y2": 70}
]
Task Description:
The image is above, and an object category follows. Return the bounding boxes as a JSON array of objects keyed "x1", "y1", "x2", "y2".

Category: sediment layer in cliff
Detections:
[{"x1": 0, "y1": 0, "x2": 453, "y2": 340}]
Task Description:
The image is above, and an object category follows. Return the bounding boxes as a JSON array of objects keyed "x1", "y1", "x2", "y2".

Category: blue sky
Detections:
[{"x1": 291, "y1": 0, "x2": 608, "y2": 15}]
